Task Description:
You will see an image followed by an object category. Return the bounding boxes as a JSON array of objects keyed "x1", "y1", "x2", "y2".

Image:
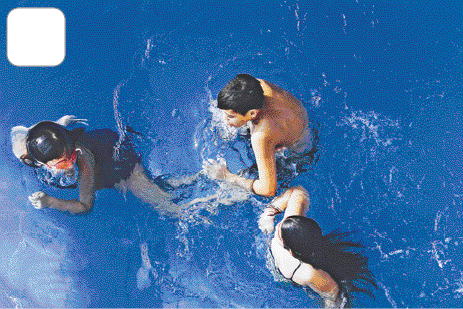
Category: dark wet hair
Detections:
[
  {"x1": 281, "y1": 216, "x2": 378, "y2": 307},
  {"x1": 25, "y1": 121, "x2": 75, "y2": 165},
  {"x1": 217, "y1": 74, "x2": 264, "y2": 115}
]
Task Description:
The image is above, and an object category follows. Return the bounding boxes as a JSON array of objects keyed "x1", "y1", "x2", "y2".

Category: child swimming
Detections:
[
  {"x1": 203, "y1": 74, "x2": 317, "y2": 197},
  {"x1": 11, "y1": 115, "x2": 181, "y2": 216},
  {"x1": 258, "y1": 186, "x2": 377, "y2": 308}
]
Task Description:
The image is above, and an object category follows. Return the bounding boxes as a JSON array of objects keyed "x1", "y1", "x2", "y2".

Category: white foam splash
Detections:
[
  {"x1": 455, "y1": 272, "x2": 463, "y2": 295},
  {"x1": 136, "y1": 242, "x2": 157, "y2": 291},
  {"x1": 431, "y1": 240, "x2": 452, "y2": 269},
  {"x1": 377, "y1": 281, "x2": 398, "y2": 308},
  {"x1": 207, "y1": 102, "x2": 242, "y2": 141},
  {"x1": 310, "y1": 89, "x2": 322, "y2": 108},
  {"x1": 338, "y1": 110, "x2": 401, "y2": 147}
]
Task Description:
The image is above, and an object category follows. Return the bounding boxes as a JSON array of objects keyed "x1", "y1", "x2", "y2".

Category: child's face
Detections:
[
  {"x1": 46, "y1": 150, "x2": 78, "y2": 170},
  {"x1": 222, "y1": 109, "x2": 249, "y2": 128}
]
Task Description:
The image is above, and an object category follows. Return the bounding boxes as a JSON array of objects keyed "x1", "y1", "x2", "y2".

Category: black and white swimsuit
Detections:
[
  {"x1": 268, "y1": 222, "x2": 340, "y2": 303},
  {"x1": 268, "y1": 221, "x2": 308, "y2": 285}
]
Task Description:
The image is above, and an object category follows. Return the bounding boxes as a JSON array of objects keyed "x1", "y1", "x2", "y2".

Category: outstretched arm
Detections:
[
  {"x1": 280, "y1": 186, "x2": 310, "y2": 218},
  {"x1": 258, "y1": 186, "x2": 310, "y2": 233},
  {"x1": 202, "y1": 133, "x2": 278, "y2": 197}
]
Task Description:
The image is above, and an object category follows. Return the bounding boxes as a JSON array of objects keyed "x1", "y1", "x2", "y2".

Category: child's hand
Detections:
[
  {"x1": 202, "y1": 158, "x2": 230, "y2": 181},
  {"x1": 258, "y1": 207, "x2": 280, "y2": 234},
  {"x1": 28, "y1": 191, "x2": 50, "y2": 210}
]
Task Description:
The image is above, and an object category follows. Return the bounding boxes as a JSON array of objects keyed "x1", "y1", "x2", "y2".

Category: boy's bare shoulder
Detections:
[{"x1": 251, "y1": 120, "x2": 278, "y2": 144}]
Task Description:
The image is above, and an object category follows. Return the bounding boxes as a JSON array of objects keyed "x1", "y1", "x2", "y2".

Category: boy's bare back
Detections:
[{"x1": 252, "y1": 79, "x2": 309, "y2": 150}]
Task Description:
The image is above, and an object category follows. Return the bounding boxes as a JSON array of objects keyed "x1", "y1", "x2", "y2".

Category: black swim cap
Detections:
[{"x1": 26, "y1": 121, "x2": 75, "y2": 165}]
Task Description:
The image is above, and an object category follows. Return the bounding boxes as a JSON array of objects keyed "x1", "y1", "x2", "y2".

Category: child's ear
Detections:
[{"x1": 248, "y1": 109, "x2": 259, "y2": 119}]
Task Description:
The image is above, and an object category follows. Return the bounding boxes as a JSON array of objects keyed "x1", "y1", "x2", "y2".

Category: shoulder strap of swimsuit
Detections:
[
  {"x1": 270, "y1": 229, "x2": 304, "y2": 282},
  {"x1": 290, "y1": 259, "x2": 302, "y2": 281}
]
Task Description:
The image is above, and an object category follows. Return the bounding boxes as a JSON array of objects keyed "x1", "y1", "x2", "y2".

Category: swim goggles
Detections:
[{"x1": 20, "y1": 149, "x2": 79, "y2": 169}]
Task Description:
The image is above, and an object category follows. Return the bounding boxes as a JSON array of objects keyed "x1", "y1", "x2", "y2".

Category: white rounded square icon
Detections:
[{"x1": 7, "y1": 8, "x2": 66, "y2": 67}]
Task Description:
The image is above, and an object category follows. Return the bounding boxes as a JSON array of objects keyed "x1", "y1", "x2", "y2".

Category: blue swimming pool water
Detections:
[{"x1": 0, "y1": 0, "x2": 462, "y2": 307}]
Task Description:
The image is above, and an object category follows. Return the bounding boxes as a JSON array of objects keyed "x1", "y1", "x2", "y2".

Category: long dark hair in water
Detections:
[{"x1": 280, "y1": 216, "x2": 378, "y2": 307}]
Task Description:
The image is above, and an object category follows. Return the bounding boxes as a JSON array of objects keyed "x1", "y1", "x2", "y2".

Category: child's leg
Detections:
[{"x1": 125, "y1": 163, "x2": 183, "y2": 218}]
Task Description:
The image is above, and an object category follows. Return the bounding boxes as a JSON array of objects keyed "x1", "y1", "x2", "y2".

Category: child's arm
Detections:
[
  {"x1": 258, "y1": 186, "x2": 310, "y2": 233},
  {"x1": 249, "y1": 132, "x2": 277, "y2": 196},
  {"x1": 28, "y1": 149, "x2": 96, "y2": 214},
  {"x1": 281, "y1": 186, "x2": 310, "y2": 218},
  {"x1": 202, "y1": 133, "x2": 278, "y2": 197},
  {"x1": 29, "y1": 191, "x2": 94, "y2": 214}
]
